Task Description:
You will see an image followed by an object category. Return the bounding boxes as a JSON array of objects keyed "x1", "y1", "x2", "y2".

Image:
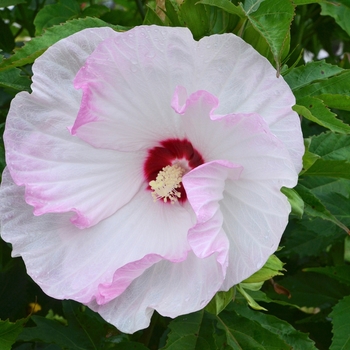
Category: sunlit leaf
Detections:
[{"x1": 0, "y1": 318, "x2": 28, "y2": 350}]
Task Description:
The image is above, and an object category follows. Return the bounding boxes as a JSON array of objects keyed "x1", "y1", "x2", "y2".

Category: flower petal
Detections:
[
  {"x1": 4, "y1": 28, "x2": 144, "y2": 228},
  {"x1": 183, "y1": 160, "x2": 243, "y2": 271},
  {"x1": 193, "y1": 33, "x2": 304, "y2": 172},
  {"x1": 71, "y1": 26, "x2": 197, "y2": 151},
  {"x1": 0, "y1": 169, "x2": 194, "y2": 304},
  {"x1": 88, "y1": 251, "x2": 224, "y2": 333}
]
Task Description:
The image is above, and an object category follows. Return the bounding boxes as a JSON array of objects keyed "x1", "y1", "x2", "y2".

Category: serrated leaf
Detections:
[
  {"x1": 0, "y1": 68, "x2": 31, "y2": 91},
  {"x1": 304, "y1": 266, "x2": 350, "y2": 286},
  {"x1": 34, "y1": 0, "x2": 81, "y2": 36},
  {"x1": 0, "y1": 318, "x2": 28, "y2": 350},
  {"x1": 241, "y1": 0, "x2": 295, "y2": 70},
  {"x1": 308, "y1": 132, "x2": 350, "y2": 160},
  {"x1": 217, "y1": 306, "x2": 291, "y2": 350},
  {"x1": 0, "y1": 18, "x2": 15, "y2": 53},
  {"x1": 294, "y1": 99, "x2": 350, "y2": 134},
  {"x1": 233, "y1": 303, "x2": 317, "y2": 350},
  {"x1": 295, "y1": 184, "x2": 349, "y2": 233},
  {"x1": 284, "y1": 60, "x2": 343, "y2": 91},
  {"x1": 330, "y1": 295, "x2": 350, "y2": 350},
  {"x1": 321, "y1": 0, "x2": 350, "y2": 37},
  {"x1": 0, "y1": 18, "x2": 125, "y2": 72}
]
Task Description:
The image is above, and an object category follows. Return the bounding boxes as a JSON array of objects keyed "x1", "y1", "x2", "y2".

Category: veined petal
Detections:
[
  {"x1": 88, "y1": 251, "x2": 224, "y2": 334},
  {"x1": 176, "y1": 88, "x2": 297, "y2": 190},
  {"x1": 220, "y1": 177, "x2": 291, "y2": 288},
  {"x1": 193, "y1": 34, "x2": 304, "y2": 172},
  {"x1": 0, "y1": 169, "x2": 194, "y2": 303},
  {"x1": 183, "y1": 160, "x2": 243, "y2": 271},
  {"x1": 71, "y1": 26, "x2": 197, "y2": 151},
  {"x1": 4, "y1": 28, "x2": 143, "y2": 228}
]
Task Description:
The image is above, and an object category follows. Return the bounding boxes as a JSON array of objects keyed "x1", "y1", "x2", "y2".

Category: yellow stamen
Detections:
[{"x1": 149, "y1": 164, "x2": 185, "y2": 203}]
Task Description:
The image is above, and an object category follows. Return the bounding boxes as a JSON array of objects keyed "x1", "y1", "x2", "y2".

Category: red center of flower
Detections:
[{"x1": 144, "y1": 138, "x2": 204, "y2": 203}]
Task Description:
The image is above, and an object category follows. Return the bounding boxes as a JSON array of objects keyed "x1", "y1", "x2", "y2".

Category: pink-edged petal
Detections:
[
  {"x1": 4, "y1": 28, "x2": 145, "y2": 228},
  {"x1": 175, "y1": 88, "x2": 297, "y2": 189},
  {"x1": 193, "y1": 34, "x2": 304, "y2": 172},
  {"x1": 0, "y1": 169, "x2": 194, "y2": 304},
  {"x1": 183, "y1": 160, "x2": 243, "y2": 270},
  {"x1": 88, "y1": 251, "x2": 224, "y2": 333},
  {"x1": 71, "y1": 26, "x2": 197, "y2": 151}
]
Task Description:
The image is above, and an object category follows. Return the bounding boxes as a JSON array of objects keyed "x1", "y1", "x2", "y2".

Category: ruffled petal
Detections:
[
  {"x1": 4, "y1": 28, "x2": 145, "y2": 228},
  {"x1": 88, "y1": 251, "x2": 224, "y2": 333},
  {"x1": 0, "y1": 169, "x2": 194, "y2": 304},
  {"x1": 193, "y1": 33, "x2": 304, "y2": 172},
  {"x1": 71, "y1": 26, "x2": 197, "y2": 151},
  {"x1": 175, "y1": 88, "x2": 297, "y2": 190},
  {"x1": 174, "y1": 87, "x2": 298, "y2": 285},
  {"x1": 183, "y1": 160, "x2": 243, "y2": 270}
]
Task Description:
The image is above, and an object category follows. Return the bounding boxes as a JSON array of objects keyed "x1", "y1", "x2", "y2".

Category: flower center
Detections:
[
  {"x1": 149, "y1": 164, "x2": 186, "y2": 203},
  {"x1": 144, "y1": 138, "x2": 204, "y2": 203}
]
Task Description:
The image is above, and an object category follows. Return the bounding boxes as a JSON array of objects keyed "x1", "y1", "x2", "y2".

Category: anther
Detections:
[{"x1": 149, "y1": 164, "x2": 185, "y2": 203}]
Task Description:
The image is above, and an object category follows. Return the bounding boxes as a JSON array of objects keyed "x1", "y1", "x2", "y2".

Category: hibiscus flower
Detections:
[{"x1": 0, "y1": 25, "x2": 303, "y2": 333}]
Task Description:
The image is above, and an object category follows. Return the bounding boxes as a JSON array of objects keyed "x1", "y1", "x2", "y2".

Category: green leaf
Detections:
[
  {"x1": 162, "y1": 310, "x2": 212, "y2": 350},
  {"x1": 179, "y1": 0, "x2": 211, "y2": 39},
  {"x1": 0, "y1": 68, "x2": 31, "y2": 91},
  {"x1": 237, "y1": 284, "x2": 267, "y2": 311},
  {"x1": 205, "y1": 287, "x2": 235, "y2": 315},
  {"x1": 264, "y1": 271, "x2": 350, "y2": 308},
  {"x1": 280, "y1": 217, "x2": 345, "y2": 258},
  {"x1": 304, "y1": 266, "x2": 350, "y2": 287},
  {"x1": 217, "y1": 306, "x2": 291, "y2": 350},
  {"x1": 284, "y1": 60, "x2": 343, "y2": 91},
  {"x1": 241, "y1": 0, "x2": 295, "y2": 70},
  {"x1": 0, "y1": 0, "x2": 25, "y2": 6},
  {"x1": 0, "y1": 318, "x2": 28, "y2": 350},
  {"x1": 0, "y1": 18, "x2": 125, "y2": 72},
  {"x1": 295, "y1": 184, "x2": 349, "y2": 233},
  {"x1": 34, "y1": 0, "x2": 81, "y2": 36},
  {"x1": 196, "y1": 0, "x2": 245, "y2": 18},
  {"x1": 294, "y1": 99, "x2": 350, "y2": 134},
  {"x1": 81, "y1": 5, "x2": 110, "y2": 18},
  {"x1": 110, "y1": 342, "x2": 150, "y2": 350},
  {"x1": 321, "y1": 0, "x2": 350, "y2": 37},
  {"x1": 143, "y1": 6, "x2": 165, "y2": 25},
  {"x1": 18, "y1": 301, "x2": 107, "y2": 350},
  {"x1": 303, "y1": 159, "x2": 350, "y2": 180},
  {"x1": 243, "y1": 254, "x2": 285, "y2": 284},
  {"x1": 281, "y1": 187, "x2": 304, "y2": 218},
  {"x1": 0, "y1": 18, "x2": 15, "y2": 53},
  {"x1": 307, "y1": 132, "x2": 350, "y2": 160},
  {"x1": 330, "y1": 295, "x2": 350, "y2": 350},
  {"x1": 233, "y1": 303, "x2": 317, "y2": 350}
]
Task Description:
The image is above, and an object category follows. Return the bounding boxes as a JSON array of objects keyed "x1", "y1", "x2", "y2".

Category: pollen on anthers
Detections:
[{"x1": 149, "y1": 164, "x2": 186, "y2": 203}]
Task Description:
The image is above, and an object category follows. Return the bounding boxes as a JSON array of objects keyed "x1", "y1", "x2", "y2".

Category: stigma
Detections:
[{"x1": 149, "y1": 164, "x2": 186, "y2": 203}]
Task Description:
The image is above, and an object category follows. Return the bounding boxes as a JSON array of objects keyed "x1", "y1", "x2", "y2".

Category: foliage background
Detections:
[{"x1": 1, "y1": 0, "x2": 350, "y2": 349}]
